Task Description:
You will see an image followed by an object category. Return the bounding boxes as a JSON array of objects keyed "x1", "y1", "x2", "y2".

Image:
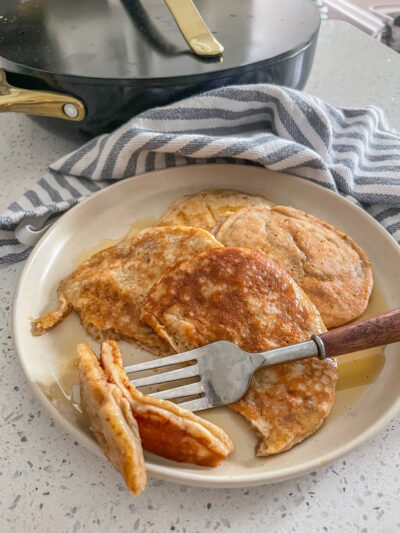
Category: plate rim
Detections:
[{"x1": 13, "y1": 163, "x2": 400, "y2": 488}]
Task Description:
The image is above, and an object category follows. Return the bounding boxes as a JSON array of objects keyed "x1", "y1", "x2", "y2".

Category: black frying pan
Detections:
[{"x1": 0, "y1": 0, "x2": 321, "y2": 137}]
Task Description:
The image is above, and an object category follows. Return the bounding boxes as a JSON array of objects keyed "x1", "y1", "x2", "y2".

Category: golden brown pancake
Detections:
[
  {"x1": 79, "y1": 342, "x2": 147, "y2": 496},
  {"x1": 32, "y1": 226, "x2": 222, "y2": 355},
  {"x1": 214, "y1": 205, "x2": 373, "y2": 328},
  {"x1": 155, "y1": 188, "x2": 273, "y2": 232},
  {"x1": 79, "y1": 341, "x2": 233, "y2": 472},
  {"x1": 141, "y1": 247, "x2": 337, "y2": 456},
  {"x1": 232, "y1": 357, "x2": 337, "y2": 456}
]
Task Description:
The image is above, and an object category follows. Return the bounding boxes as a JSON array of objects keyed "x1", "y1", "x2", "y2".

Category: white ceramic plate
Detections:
[{"x1": 13, "y1": 164, "x2": 400, "y2": 488}]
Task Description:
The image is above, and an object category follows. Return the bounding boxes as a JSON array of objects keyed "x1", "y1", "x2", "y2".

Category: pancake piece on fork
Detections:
[
  {"x1": 32, "y1": 226, "x2": 222, "y2": 355},
  {"x1": 155, "y1": 188, "x2": 273, "y2": 232},
  {"x1": 79, "y1": 341, "x2": 147, "y2": 495},
  {"x1": 214, "y1": 205, "x2": 373, "y2": 328},
  {"x1": 79, "y1": 340, "x2": 233, "y2": 494},
  {"x1": 141, "y1": 247, "x2": 338, "y2": 456}
]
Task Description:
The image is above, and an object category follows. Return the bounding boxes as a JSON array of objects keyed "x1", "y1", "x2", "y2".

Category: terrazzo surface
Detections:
[{"x1": 1, "y1": 21, "x2": 400, "y2": 532}]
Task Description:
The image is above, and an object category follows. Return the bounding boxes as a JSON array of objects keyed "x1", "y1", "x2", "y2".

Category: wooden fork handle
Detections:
[{"x1": 318, "y1": 308, "x2": 400, "y2": 358}]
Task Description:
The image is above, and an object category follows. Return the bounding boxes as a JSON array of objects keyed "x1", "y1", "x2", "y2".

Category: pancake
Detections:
[
  {"x1": 155, "y1": 188, "x2": 273, "y2": 232},
  {"x1": 79, "y1": 342, "x2": 147, "y2": 496},
  {"x1": 79, "y1": 341, "x2": 233, "y2": 472},
  {"x1": 32, "y1": 226, "x2": 222, "y2": 355},
  {"x1": 141, "y1": 247, "x2": 337, "y2": 456},
  {"x1": 214, "y1": 205, "x2": 373, "y2": 328}
]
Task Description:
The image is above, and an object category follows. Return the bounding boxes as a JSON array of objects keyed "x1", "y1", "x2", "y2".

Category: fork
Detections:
[{"x1": 125, "y1": 308, "x2": 400, "y2": 412}]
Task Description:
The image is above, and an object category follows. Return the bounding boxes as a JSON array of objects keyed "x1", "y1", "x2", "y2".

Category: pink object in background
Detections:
[{"x1": 319, "y1": 0, "x2": 400, "y2": 51}]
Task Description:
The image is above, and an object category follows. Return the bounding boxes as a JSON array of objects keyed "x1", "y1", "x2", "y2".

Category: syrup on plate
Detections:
[{"x1": 74, "y1": 217, "x2": 156, "y2": 265}]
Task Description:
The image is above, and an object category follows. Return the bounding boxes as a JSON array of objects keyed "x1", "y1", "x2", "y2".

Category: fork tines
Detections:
[{"x1": 125, "y1": 351, "x2": 210, "y2": 411}]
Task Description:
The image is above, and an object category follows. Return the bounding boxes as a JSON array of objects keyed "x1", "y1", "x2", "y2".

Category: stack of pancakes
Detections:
[{"x1": 33, "y1": 188, "x2": 373, "y2": 466}]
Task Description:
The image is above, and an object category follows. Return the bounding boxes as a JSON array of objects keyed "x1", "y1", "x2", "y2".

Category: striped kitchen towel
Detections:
[{"x1": 1, "y1": 84, "x2": 400, "y2": 264}]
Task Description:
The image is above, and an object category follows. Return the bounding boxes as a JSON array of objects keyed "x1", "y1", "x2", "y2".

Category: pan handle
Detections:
[
  {"x1": 164, "y1": 0, "x2": 224, "y2": 57},
  {"x1": 0, "y1": 70, "x2": 85, "y2": 121}
]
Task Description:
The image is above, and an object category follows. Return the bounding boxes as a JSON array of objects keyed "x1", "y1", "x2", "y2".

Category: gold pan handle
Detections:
[
  {"x1": 0, "y1": 70, "x2": 85, "y2": 121},
  {"x1": 164, "y1": 0, "x2": 224, "y2": 57}
]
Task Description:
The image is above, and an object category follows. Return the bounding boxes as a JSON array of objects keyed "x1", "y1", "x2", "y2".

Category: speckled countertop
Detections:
[{"x1": 1, "y1": 21, "x2": 400, "y2": 533}]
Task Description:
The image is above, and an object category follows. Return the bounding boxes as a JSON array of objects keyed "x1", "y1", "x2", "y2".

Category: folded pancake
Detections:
[
  {"x1": 141, "y1": 247, "x2": 337, "y2": 456},
  {"x1": 79, "y1": 342, "x2": 146, "y2": 496},
  {"x1": 79, "y1": 341, "x2": 233, "y2": 474},
  {"x1": 214, "y1": 205, "x2": 373, "y2": 328},
  {"x1": 155, "y1": 188, "x2": 273, "y2": 232},
  {"x1": 32, "y1": 226, "x2": 222, "y2": 355}
]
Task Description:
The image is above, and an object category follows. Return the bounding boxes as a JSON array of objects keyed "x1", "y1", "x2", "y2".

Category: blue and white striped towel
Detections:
[{"x1": 1, "y1": 84, "x2": 400, "y2": 264}]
